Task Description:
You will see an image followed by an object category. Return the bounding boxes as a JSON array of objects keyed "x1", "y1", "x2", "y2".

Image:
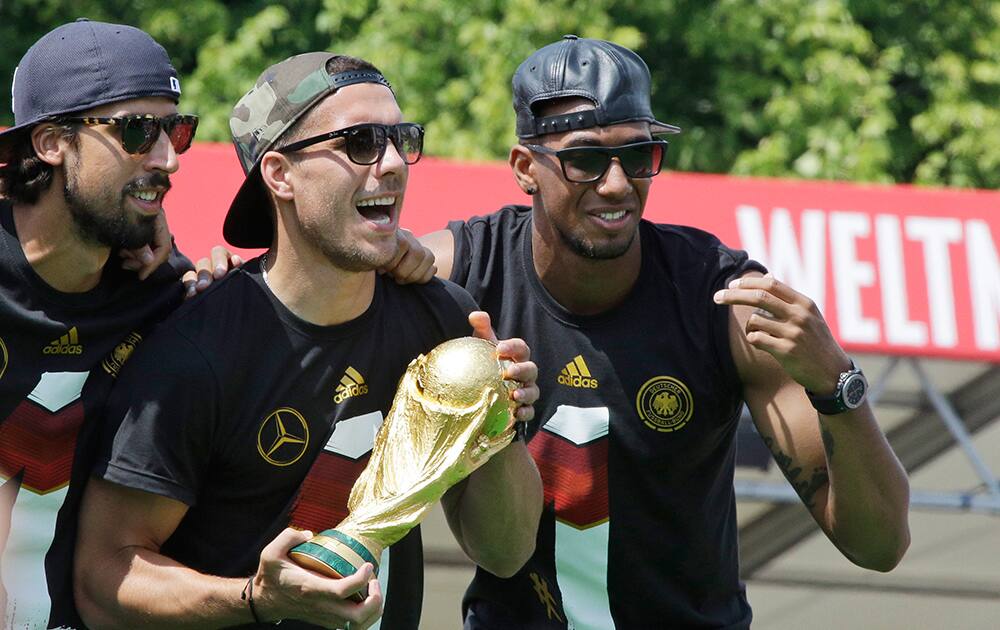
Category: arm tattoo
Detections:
[
  {"x1": 821, "y1": 427, "x2": 835, "y2": 462},
  {"x1": 762, "y1": 436, "x2": 830, "y2": 510}
]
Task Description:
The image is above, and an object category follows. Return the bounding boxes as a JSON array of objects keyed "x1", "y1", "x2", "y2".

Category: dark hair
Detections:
[
  {"x1": 272, "y1": 55, "x2": 383, "y2": 151},
  {"x1": 0, "y1": 124, "x2": 77, "y2": 204}
]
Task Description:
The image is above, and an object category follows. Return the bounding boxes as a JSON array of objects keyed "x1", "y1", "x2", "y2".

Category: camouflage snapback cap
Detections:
[{"x1": 224, "y1": 52, "x2": 393, "y2": 248}]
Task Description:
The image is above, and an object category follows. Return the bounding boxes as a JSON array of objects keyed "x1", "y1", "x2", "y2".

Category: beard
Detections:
[
  {"x1": 301, "y1": 214, "x2": 399, "y2": 273},
  {"x1": 555, "y1": 222, "x2": 637, "y2": 260},
  {"x1": 62, "y1": 162, "x2": 163, "y2": 250}
]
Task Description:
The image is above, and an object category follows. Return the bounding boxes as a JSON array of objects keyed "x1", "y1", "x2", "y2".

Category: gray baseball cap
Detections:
[
  {"x1": 0, "y1": 18, "x2": 181, "y2": 160},
  {"x1": 225, "y1": 52, "x2": 392, "y2": 248},
  {"x1": 513, "y1": 35, "x2": 680, "y2": 139}
]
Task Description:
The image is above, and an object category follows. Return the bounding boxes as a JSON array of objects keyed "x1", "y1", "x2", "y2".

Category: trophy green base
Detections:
[{"x1": 289, "y1": 530, "x2": 381, "y2": 603}]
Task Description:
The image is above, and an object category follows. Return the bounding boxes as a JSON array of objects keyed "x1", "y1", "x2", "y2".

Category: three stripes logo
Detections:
[
  {"x1": 43, "y1": 327, "x2": 83, "y2": 355},
  {"x1": 334, "y1": 366, "x2": 369, "y2": 403},
  {"x1": 557, "y1": 355, "x2": 599, "y2": 389}
]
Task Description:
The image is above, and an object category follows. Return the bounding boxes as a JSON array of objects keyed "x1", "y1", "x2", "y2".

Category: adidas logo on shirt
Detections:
[
  {"x1": 557, "y1": 355, "x2": 599, "y2": 389},
  {"x1": 43, "y1": 326, "x2": 83, "y2": 355},
  {"x1": 334, "y1": 366, "x2": 369, "y2": 403}
]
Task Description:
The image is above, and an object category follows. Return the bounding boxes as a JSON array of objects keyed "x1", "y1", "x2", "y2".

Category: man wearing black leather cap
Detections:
[{"x1": 420, "y1": 35, "x2": 911, "y2": 629}]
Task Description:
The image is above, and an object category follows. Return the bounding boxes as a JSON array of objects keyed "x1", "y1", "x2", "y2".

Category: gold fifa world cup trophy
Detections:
[{"x1": 289, "y1": 336, "x2": 517, "y2": 597}]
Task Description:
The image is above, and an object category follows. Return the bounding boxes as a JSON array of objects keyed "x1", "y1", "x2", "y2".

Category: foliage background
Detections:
[{"x1": 3, "y1": 0, "x2": 999, "y2": 188}]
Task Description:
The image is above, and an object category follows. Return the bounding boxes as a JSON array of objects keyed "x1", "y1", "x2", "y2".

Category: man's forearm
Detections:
[
  {"x1": 76, "y1": 547, "x2": 251, "y2": 630},
  {"x1": 820, "y1": 404, "x2": 910, "y2": 571},
  {"x1": 444, "y1": 441, "x2": 543, "y2": 577}
]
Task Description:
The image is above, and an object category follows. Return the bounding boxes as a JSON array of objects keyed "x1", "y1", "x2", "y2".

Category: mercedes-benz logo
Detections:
[{"x1": 257, "y1": 407, "x2": 310, "y2": 466}]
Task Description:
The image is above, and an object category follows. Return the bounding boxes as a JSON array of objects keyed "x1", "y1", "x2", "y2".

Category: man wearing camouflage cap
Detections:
[
  {"x1": 420, "y1": 35, "x2": 910, "y2": 628},
  {"x1": 73, "y1": 52, "x2": 543, "y2": 629}
]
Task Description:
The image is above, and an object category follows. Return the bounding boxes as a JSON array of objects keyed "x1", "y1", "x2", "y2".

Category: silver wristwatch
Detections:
[{"x1": 805, "y1": 360, "x2": 868, "y2": 415}]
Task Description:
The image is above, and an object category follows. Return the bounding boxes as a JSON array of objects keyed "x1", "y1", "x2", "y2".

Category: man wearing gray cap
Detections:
[
  {"x1": 420, "y1": 35, "x2": 911, "y2": 629},
  {"x1": 72, "y1": 51, "x2": 542, "y2": 629},
  {"x1": 0, "y1": 18, "x2": 212, "y2": 628}
]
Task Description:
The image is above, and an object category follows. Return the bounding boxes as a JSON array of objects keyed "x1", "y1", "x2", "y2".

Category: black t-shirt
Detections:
[
  {"x1": 0, "y1": 199, "x2": 188, "y2": 628},
  {"x1": 450, "y1": 206, "x2": 765, "y2": 630},
  {"x1": 92, "y1": 259, "x2": 477, "y2": 629}
]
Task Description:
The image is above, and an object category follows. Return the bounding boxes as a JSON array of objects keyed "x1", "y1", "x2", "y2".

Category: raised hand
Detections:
[
  {"x1": 714, "y1": 273, "x2": 851, "y2": 394},
  {"x1": 468, "y1": 311, "x2": 539, "y2": 423}
]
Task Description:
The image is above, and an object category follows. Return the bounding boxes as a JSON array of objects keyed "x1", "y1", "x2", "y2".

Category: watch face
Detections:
[{"x1": 843, "y1": 373, "x2": 868, "y2": 409}]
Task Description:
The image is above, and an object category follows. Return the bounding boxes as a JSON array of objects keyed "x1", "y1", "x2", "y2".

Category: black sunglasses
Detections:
[
  {"x1": 524, "y1": 140, "x2": 668, "y2": 183},
  {"x1": 60, "y1": 114, "x2": 199, "y2": 155},
  {"x1": 277, "y1": 122, "x2": 424, "y2": 166}
]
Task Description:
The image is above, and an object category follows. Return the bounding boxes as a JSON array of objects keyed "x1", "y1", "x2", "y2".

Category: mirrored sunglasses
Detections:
[
  {"x1": 61, "y1": 114, "x2": 199, "y2": 155},
  {"x1": 277, "y1": 122, "x2": 424, "y2": 166}
]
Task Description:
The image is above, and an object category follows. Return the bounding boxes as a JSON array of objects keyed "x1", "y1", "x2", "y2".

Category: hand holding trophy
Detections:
[{"x1": 289, "y1": 336, "x2": 518, "y2": 598}]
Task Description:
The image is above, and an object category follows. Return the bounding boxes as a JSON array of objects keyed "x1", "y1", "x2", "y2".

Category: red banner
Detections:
[{"x1": 169, "y1": 143, "x2": 1000, "y2": 362}]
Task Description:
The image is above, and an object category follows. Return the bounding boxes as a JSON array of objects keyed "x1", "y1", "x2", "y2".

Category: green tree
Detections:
[{"x1": 3, "y1": 0, "x2": 1000, "y2": 188}]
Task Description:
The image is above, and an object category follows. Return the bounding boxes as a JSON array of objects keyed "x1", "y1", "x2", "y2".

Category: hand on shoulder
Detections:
[
  {"x1": 378, "y1": 228, "x2": 437, "y2": 284},
  {"x1": 180, "y1": 245, "x2": 245, "y2": 298}
]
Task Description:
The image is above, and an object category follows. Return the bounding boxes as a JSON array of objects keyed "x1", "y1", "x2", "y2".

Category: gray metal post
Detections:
[{"x1": 910, "y1": 358, "x2": 1000, "y2": 497}]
